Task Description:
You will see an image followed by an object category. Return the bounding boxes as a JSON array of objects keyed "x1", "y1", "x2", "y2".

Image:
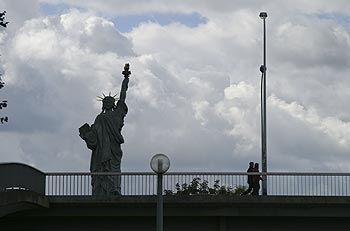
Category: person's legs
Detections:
[
  {"x1": 241, "y1": 184, "x2": 253, "y2": 195},
  {"x1": 252, "y1": 184, "x2": 257, "y2": 195},
  {"x1": 252, "y1": 184, "x2": 260, "y2": 195}
]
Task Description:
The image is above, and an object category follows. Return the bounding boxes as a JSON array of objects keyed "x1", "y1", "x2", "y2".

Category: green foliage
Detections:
[
  {"x1": 0, "y1": 11, "x2": 8, "y2": 124},
  {"x1": 164, "y1": 177, "x2": 246, "y2": 196},
  {"x1": 0, "y1": 70, "x2": 8, "y2": 125}
]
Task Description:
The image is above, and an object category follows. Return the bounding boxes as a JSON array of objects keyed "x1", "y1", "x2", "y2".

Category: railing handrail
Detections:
[{"x1": 45, "y1": 171, "x2": 350, "y2": 176}]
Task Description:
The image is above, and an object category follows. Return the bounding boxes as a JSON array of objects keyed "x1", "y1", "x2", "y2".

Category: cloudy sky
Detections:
[{"x1": 0, "y1": 0, "x2": 349, "y2": 173}]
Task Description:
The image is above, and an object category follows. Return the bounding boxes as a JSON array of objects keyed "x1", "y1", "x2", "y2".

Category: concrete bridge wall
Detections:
[{"x1": 2, "y1": 192, "x2": 350, "y2": 230}]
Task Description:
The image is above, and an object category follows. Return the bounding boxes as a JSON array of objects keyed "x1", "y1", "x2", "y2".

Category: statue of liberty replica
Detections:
[{"x1": 79, "y1": 64, "x2": 131, "y2": 196}]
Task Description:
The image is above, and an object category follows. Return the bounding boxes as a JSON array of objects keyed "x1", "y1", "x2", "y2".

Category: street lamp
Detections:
[
  {"x1": 259, "y1": 11, "x2": 268, "y2": 195},
  {"x1": 150, "y1": 153, "x2": 170, "y2": 231}
]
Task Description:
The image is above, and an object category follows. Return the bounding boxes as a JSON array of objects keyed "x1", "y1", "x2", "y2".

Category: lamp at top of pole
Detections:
[{"x1": 259, "y1": 12, "x2": 268, "y2": 19}]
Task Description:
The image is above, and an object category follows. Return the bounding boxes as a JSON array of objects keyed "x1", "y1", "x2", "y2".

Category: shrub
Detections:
[{"x1": 164, "y1": 177, "x2": 246, "y2": 196}]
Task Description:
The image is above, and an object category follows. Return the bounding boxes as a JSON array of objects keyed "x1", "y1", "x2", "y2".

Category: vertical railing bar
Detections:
[
  {"x1": 133, "y1": 175, "x2": 135, "y2": 195},
  {"x1": 126, "y1": 175, "x2": 130, "y2": 195},
  {"x1": 324, "y1": 175, "x2": 326, "y2": 196},
  {"x1": 282, "y1": 175, "x2": 284, "y2": 195},
  {"x1": 50, "y1": 175, "x2": 52, "y2": 195},
  {"x1": 125, "y1": 174, "x2": 130, "y2": 195},
  {"x1": 315, "y1": 175, "x2": 317, "y2": 196},
  {"x1": 331, "y1": 175, "x2": 333, "y2": 196},
  {"x1": 314, "y1": 175, "x2": 316, "y2": 196},
  {"x1": 138, "y1": 174, "x2": 140, "y2": 195},
  {"x1": 59, "y1": 176, "x2": 61, "y2": 196},
  {"x1": 123, "y1": 175, "x2": 127, "y2": 195},
  {"x1": 301, "y1": 175, "x2": 304, "y2": 196},
  {"x1": 148, "y1": 175, "x2": 150, "y2": 195},
  {"x1": 346, "y1": 176, "x2": 348, "y2": 196},
  {"x1": 320, "y1": 175, "x2": 322, "y2": 196},
  {"x1": 296, "y1": 175, "x2": 299, "y2": 196},
  {"x1": 83, "y1": 174, "x2": 85, "y2": 195},
  {"x1": 140, "y1": 174, "x2": 143, "y2": 195},
  {"x1": 55, "y1": 175, "x2": 57, "y2": 196},
  {"x1": 130, "y1": 175, "x2": 135, "y2": 195}
]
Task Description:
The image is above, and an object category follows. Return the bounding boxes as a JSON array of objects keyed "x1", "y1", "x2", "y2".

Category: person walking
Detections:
[
  {"x1": 241, "y1": 162, "x2": 254, "y2": 195},
  {"x1": 252, "y1": 163, "x2": 263, "y2": 195}
]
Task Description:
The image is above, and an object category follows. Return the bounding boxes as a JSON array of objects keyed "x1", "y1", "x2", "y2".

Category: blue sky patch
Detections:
[
  {"x1": 112, "y1": 12, "x2": 207, "y2": 32},
  {"x1": 39, "y1": 2, "x2": 207, "y2": 33},
  {"x1": 39, "y1": 2, "x2": 73, "y2": 16},
  {"x1": 313, "y1": 13, "x2": 350, "y2": 28}
]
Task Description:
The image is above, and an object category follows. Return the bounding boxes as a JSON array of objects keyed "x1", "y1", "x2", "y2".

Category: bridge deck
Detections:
[{"x1": 2, "y1": 191, "x2": 350, "y2": 231}]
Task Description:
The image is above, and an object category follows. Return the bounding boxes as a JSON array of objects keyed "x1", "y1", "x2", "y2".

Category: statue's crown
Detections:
[{"x1": 97, "y1": 92, "x2": 118, "y2": 102}]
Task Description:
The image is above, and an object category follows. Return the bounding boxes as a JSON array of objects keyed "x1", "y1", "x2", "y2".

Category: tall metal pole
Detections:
[
  {"x1": 157, "y1": 174, "x2": 163, "y2": 231},
  {"x1": 259, "y1": 12, "x2": 268, "y2": 195},
  {"x1": 151, "y1": 154, "x2": 170, "y2": 231}
]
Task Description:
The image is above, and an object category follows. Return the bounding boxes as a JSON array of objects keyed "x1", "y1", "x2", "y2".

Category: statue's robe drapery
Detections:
[
  {"x1": 80, "y1": 75, "x2": 129, "y2": 196},
  {"x1": 82, "y1": 100, "x2": 127, "y2": 196}
]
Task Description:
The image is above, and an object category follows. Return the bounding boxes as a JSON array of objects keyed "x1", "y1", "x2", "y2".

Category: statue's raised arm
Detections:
[{"x1": 120, "y1": 63, "x2": 131, "y2": 102}]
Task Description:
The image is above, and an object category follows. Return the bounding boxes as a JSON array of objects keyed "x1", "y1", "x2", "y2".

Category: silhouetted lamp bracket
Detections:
[
  {"x1": 150, "y1": 154, "x2": 170, "y2": 174},
  {"x1": 259, "y1": 12, "x2": 268, "y2": 19},
  {"x1": 260, "y1": 65, "x2": 267, "y2": 73},
  {"x1": 259, "y1": 11, "x2": 267, "y2": 74}
]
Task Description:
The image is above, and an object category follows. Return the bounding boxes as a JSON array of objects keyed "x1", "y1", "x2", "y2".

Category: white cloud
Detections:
[
  {"x1": 0, "y1": 2, "x2": 349, "y2": 174},
  {"x1": 272, "y1": 17, "x2": 350, "y2": 68},
  {"x1": 270, "y1": 94, "x2": 350, "y2": 149},
  {"x1": 0, "y1": 10, "x2": 137, "y2": 170},
  {"x1": 39, "y1": 0, "x2": 350, "y2": 16}
]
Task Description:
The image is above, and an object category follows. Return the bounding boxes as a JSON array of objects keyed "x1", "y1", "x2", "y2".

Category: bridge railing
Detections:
[{"x1": 45, "y1": 172, "x2": 350, "y2": 196}]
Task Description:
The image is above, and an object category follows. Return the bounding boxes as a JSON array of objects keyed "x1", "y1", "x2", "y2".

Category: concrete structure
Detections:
[
  {"x1": 2, "y1": 191, "x2": 350, "y2": 230},
  {"x1": 0, "y1": 162, "x2": 45, "y2": 194},
  {"x1": 2, "y1": 163, "x2": 350, "y2": 230}
]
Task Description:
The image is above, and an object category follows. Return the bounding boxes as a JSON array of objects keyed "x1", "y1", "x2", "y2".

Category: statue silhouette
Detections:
[{"x1": 79, "y1": 64, "x2": 131, "y2": 196}]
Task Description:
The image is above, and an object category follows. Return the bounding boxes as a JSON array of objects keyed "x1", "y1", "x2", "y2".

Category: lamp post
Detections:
[
  {"x1": 150, "y1": 153, "x2": 170, "y2": 231},
  {"x1": 259, "y1": 11, "x2": 268, "y2": 195}
]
